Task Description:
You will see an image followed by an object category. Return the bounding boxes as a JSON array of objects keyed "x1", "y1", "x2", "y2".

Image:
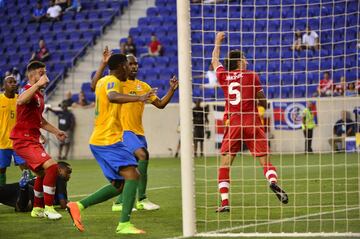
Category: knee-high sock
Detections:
[
  {"x1": 137, "y1": 160, "x2": 148, "y2": 201},
  {"x1": 33, "y1": 176, "x2": 44, "y2": 208},
  {"x1": 218, "y1": 167, "x2": 230, "y2": 207},
  {"x1": 79, "y1": 184, "x2": 120, "y2": 209},
  {"x1": 43, "y1": 164, "x2": 58, "y2": 206},
  {"x1": 120, "y1": 179, "x2": 138, "y2": 222},
  {"x1": 263, "y1": 163, "x2": 277, "y2": 183}
]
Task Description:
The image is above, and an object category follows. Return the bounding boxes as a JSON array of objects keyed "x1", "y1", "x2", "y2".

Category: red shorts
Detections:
[
  {"x1": 220, "y1": 113, "x2": 269, "y2": 157},
  {"x1": 12, "y1": 139, "x2": 51, "y2": 172}
]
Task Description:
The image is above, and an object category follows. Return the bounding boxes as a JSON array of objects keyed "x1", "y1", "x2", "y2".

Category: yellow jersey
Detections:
[
  {"x1": 89, "y1": 75, "x2": 124, "y2": 146},
  {"x1": 121, "y1": 79, "x2": 157, "y2": 136},
  {"x1": 0, "y1": 94, "x2": 17, "y2": 149}
]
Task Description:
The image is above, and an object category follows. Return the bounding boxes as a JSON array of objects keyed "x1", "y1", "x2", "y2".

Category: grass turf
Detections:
[{"x1": 0, "y1": 153, "x2": 359, "y2": 239}]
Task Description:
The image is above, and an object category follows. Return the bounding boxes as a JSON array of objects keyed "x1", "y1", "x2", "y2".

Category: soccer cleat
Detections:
[
  {"x1": 111, "y1": 203, "x2": 137, "y2": 212},
  {"x1": 216, "y1": 206, "x2": 230, "y2": 213},
  {"x1": 66, "y1": 202, "x2": 85, "y2": 232},
  {"x1": 136, "y1": 198, "x2": 160, "y2": 210},
  {"x1": 270, "y1": 183, "x2": 289, "y2": 204},
  {"x1": 44, "y1": 205, "x2": 62, "y2": 220},
  {"x1": 116, "y1": 222, "x2": 145, "y2": 234},
  {"x1": 31, "y1": 207, "x2": 45, "y2": 218}
]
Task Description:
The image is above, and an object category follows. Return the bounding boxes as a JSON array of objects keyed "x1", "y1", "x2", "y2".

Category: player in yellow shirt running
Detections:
[
  {"x1": 91, "y1": 47, "x2": 178, "y2": 211},
  {"x1": 67, "y1": 54, "x2": 154, "y2": 234},
  {"x1": 0, "y1": 75, "x2": 28, "y2": 186}
]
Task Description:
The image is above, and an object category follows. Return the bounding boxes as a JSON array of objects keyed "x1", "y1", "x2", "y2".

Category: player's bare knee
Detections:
[
  {"x1": 119, "y1": 166, "x2": 140, "y2": 180},
  {"x1": 112, "y1": 180, "x2": 125, "y2": 192},
  {"x1": 135, "y1": 148, "x2": 148, "y2": 161}
]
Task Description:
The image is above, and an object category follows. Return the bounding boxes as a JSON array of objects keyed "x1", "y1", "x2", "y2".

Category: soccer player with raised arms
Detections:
[
  {"x1": 10, "y1": 61, "x2": 67, "y2": 220},
  {"x1": 212, "y1": 32, "x2": 288, "y2": 212},
  {"x1": 0, "y1": 75, "x2": 28, "y2": 186},
  {"x1": 91, "y1": 47, "x2": 178, "y2": 211},
  {"x1": 66, "y1": 54, "x2": 154, "y2": 234}
]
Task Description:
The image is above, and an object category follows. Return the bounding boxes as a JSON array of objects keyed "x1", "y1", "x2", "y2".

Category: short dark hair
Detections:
[
  {"x1": 224, "y1": 50, "x2": 245, "y2": 71},
  {"x1": 58, "y1": 161, "x2": 71, "y2": 169},
  {"x1": 27, "y1": 61, "x2": 45, "y2": 72},
  {"x1": 107, "y1": 54, "x2": 127, "y2": 70}
]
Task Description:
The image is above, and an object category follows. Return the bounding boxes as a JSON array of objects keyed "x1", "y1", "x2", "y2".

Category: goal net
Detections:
[{"x1": 188, "y1": 0, "x2": 360, "y2": 237}]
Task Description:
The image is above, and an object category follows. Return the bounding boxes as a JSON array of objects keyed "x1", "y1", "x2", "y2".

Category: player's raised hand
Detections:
[
  {"x1": 215, "y1": 32, "x2": 225, "y2": 45},
  {"x1": 56, "y1": 130, "x2": 67, "y2": 142},
  {"x1": 102, "y1": 46, "x2": 112, "y2": 64},
  {"x1": 37, "y1": 74, "x2": 50, "y2": 88},
  {"x1": 169, "y1": 76, "x2": 179, "y2": 90}
]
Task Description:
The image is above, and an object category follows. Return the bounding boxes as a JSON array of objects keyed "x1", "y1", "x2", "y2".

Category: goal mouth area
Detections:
[{"x1": 195, "y1": 232, "x2": 360, "y2": 238}]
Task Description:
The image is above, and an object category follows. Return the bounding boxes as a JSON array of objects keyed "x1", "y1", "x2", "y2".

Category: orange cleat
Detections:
[{"x1": 66, "y1": 202, "x2": 85, "y2": 232}]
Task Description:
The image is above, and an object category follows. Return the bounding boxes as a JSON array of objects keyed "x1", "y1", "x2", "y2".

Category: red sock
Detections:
[
  {"x1": 263, "y1": 163, "x2": 277, "y2": 183},
  {"x1": 218, "y1": 167, "x2": 230, "y2": 207},
  {"x1": 33, "y1": 176, "x2": 44, "y2": 208},
  {"x1": 43, "y1": 164, "x2": 58, "y2": 206}
]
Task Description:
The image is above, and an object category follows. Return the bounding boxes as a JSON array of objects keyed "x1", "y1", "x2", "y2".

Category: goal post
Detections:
[{"x1": 177, "y1": 0, "x2": 360, "y2": 238}]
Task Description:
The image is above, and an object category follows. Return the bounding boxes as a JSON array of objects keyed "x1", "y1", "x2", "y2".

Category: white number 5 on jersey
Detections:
[{"x1": 229, "y1": 82, "x2": 241, "y2": 105}]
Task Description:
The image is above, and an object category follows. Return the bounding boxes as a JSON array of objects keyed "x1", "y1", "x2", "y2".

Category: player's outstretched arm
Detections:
[
  {"x1": 91, "y1": 46, "x2": 112, "y2": 91},
  {"x1": 41, "y1": 117, "x2": 67, "y2": 142},
  {"x1": 17, "y1": 74, "x2": 49, "y2": 105},
  {"x1": 107, "y1": 89, "x2": 155, "y2": 104},
  {"x1": 152, "y1": 76, "x2": 178, "y2": 109},
  {"x1": 211, "y1": 32, "x2": 225, "y2": 70}
]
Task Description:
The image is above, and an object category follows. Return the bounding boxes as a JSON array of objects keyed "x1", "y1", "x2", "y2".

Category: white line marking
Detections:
[
  {"x1": 196, "y1": 232, "x2": 360, "y2": 238},
  {"x1": 163, "y1": 206, "x2": 360, "y2": 239},
  {"x1": 69, "y1": 186, "x2": 177, "y2": 198},
  {"x1": 204, "y1": 206, "x2": 360, "y2": 234}
]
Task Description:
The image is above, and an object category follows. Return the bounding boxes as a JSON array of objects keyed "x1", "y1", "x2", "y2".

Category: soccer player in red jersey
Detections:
[
  {"x1": 10, "y1": 61, "x2": 67, "y2": 220},
  {"x1": 212, "y1": 32, "x2": 288, "y2": 212}
]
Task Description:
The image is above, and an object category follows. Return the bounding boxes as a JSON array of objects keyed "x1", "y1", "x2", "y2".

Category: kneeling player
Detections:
[
  {"x1": 212, "y1": 32, "x2": 288, "y2": 212},
  {"x1": 0, "y1": 161, "x2": 72, "y2": 211}
]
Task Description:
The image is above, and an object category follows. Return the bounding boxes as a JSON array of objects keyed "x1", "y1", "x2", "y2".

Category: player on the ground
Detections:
[
  {"x1": 212, "y1": 32, "x2": 288, "y2": 212},
  {"x1": 91, "y1": 48, "x2": 178, "y2": 211},
  {"x1": 0, "y1": 161, "x2": 72, "y2": 211},
  {"x1": 0, "y1": 75, "x2": 29, "y2": 186},
  {"x1": 10, "y1": 61, "x2": 67, "y2": 220},
  {"x1": 66, "y1": 54, "x2": 154, "y2": 234}
]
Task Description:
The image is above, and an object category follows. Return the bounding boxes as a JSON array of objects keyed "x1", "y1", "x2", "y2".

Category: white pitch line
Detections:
[
  {"x1": 163, "y1": 206, "x2": 360, "y2": 239},
  {"x1": 203, "y1": 206, "x2": 360, "y2": 234},
  {"x1": 70, "y1": 185, "x2": 177, "y2": 198}
]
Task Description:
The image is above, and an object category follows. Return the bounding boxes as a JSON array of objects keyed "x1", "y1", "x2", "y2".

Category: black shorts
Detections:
[{"x1": 194, "y1": 126, "x2": 204, "y2": 141}]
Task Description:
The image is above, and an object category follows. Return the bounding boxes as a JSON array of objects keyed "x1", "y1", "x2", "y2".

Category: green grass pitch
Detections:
[{"x1": 0, "y1": 153, "x2": 359, "y2": 239}]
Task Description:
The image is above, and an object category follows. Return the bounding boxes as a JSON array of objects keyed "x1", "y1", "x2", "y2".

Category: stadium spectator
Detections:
[
  {"x1": 329, "y1": 111, "x2": 356, "y2": 152},
  {"x1": 119, "y1": 42, "x2": 126, "y2": 54},
  {"x1": 30, "y1": 39, "x2": 50, "y2": 62},
  {"x1": 333, "y1": 76, "x2": 346, "y2": 97},
  {"x1": 345, "y1": 82, "x2": 357, "y2": 96},
  {"x1": 302, "y1": 102, "x2": 316, "y2": 153},
  {"x1": 194, "y1": 64, "x2": 218, "y2": 89},
  {"x1": 65, "y1": 0, "x2": 82, "y2": 12},
  {"x1": 356, "y1": 78, "x2": 360, "y2": 95},
  {"x1": 47, "y1": 103, "x2": 75, "y2": 160},
  {"x1": 11, "y1": 67, "x2": 22, "y2": 86},
  {"x1": 124, "y1": 36, "x2": 137, "y2": 56},
  {"x1": 72, "y1": 91, "x2": 94, "y2": 108},
  {"x1": 193, "y1": 99, "x2": 209, "y2": 157},
  {"x1": 291, "y1": 30, "x2": 303, "y2": 51},
  {"x1": 46, "y1": 0, "x2": 62, "y2": 22},
  {"x1": 302, "y1": 26, "x2": 319, "y2": 51},
  {"x1": 147, "y1": 34, "x2": 162, "y2": 57},
  {"x1": 55, "y1": 0, "x2": 69, "y2": 11},
  {"x1": 62, "y1": 91, "x2": 74, "y2": 107},
  {"x1": 30, "y1": 1, "x2": 47, "y2": 23},
  {"x1": 315, "y1": 72, "x2": 333, "y2": 97}
]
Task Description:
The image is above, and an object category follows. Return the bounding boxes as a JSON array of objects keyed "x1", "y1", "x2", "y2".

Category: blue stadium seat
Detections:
[
  {"x1": 294, "y1": 85, "x2": 306, "y2": 98},
  {"x1": 268, "y1": 6, "x2": 280, "y2": 19},
  {"x1": 268, "y1": 86, "x2": 280, "y2": 98},
  {"x1": 281, "y1": 74, "x2": 294, "y2": 86},
  {"x1": 295, "y1": 73, "x2": 306, "y2": 85},
  {"x1": 147, "y1": 7, "x2": 159, "y2": 17},
  {"x1": 81, "y1": 82, "x2": 92, "y2": 93},
  {"x1": 241, "y1": 6, "x2": 254, "y2": 19},
  {"x1": 281, "y1": 86, "x2": 292, "y2": 98},
  {"x1": 268, "y1": 73, "x2": 280, "y2": 86},
  {"x1": 138, "y1": 17, "x2": 149, "y2": 27}
]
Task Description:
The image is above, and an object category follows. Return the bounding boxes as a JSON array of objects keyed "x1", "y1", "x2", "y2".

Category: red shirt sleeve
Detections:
[{"x1": 215, "y1": 65, "x2": 227, "y2": 86}]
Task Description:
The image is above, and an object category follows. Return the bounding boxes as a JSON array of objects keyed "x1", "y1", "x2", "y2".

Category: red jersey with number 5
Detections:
[
  {"x1": 216, "y1": 65, "x2": 262, "y2": 114},
  {"x1": 10, "y1": 84, "x2": 44, "y2": 142}
]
